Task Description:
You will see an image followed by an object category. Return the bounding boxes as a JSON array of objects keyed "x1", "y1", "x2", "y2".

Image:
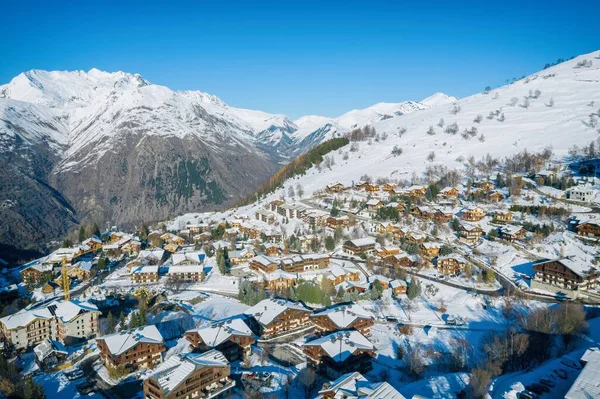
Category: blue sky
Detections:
[{"x1": 1, "y1": 1, "x2": 599, "y2": 118}]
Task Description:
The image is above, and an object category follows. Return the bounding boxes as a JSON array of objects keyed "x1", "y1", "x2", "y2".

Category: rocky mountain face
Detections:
[{"x1": 0, "y1": 69, "x2": 452, "y2": 255}]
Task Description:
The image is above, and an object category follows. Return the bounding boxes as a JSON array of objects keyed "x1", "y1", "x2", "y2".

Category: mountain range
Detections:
[{"x1": 0, "y1": 69, "x2": 453, "y2": 255}]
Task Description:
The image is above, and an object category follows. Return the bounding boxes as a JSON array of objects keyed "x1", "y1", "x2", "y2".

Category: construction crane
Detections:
[{"x1": 62, "y1": 256, "x2": 71, "y2": 301}]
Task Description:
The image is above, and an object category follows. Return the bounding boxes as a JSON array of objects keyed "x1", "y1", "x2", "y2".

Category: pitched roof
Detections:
[
  {"x1": 187, "y1": 317, "x2": 253, "y2": 347},
  {"x1": 304, "y1": 330, "x2": 374, "y2": 362},
  {"x1": 100, "y1": 325, "x2": 164, "y2": 356},
  {"x1": 565, "y1": 348, "x2": 600, "y2": 399},
  {"x1": 146, "y1": 350, "x2": 229, "y2": 396},
  {"x1": 244, "y1": 298, "x2": 310, "y2": 326},
  {"x1": 311, "y1": 303, "x2": 372, "y2": 329},
  {"x1": 34, "y1": 339, "x2": 67, "y2": 362},
  {"x1": 347, "y1": 238, "x2": 376, "y2": 247}
]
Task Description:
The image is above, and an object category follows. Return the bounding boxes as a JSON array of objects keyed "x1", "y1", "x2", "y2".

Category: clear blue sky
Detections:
[{"x1": 2, "y1": 0, "x2": 599, "y2": 118}]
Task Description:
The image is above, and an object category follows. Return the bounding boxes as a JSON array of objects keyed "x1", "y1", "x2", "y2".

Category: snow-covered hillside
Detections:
[{"x1": 281, "y1": 51, "x2": 600, "y2": 195}]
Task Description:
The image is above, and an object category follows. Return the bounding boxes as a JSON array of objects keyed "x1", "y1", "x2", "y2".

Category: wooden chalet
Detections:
[
  {"x1": 407, "y1": 185, "x2": 427, "y2": 198},
  {"x1": 420, "y1": 242, "x2": 441, "y2": 258},
  {"x1": 243, "y1": 298, "x2": 312, "y2": 339},
  {"x1": 326, "y1": 183, "x2": 345, "y2": 193},
  {"x1": 434, "y1": 208, "x2": 454, "y2": 223},
  {"x1": 475, "y1": 180, "x2": 495, "y2": 191},
  {"x1": 498, "y1": 225, "x2": 527, "y2": 242},
  {"x1": 382, "y1": 183, "x2": 397, "y2": 192},
  {"x1": 576, "y1": 221, "x2": 600, "y2": 238},
  {"x1": 280, "y1": 254, "x2": 330, "y2": 273},
  {"x1": 264, "y1": 270, "x2": 298, "y2": 290},
  {"x1": 461, "y1": 206, "x2": 485, "y2": 221},
  {"x1": 367, "y1": 275, "x2": 389, "y2": 289},
  {"x1": 131, "y1": 266, "x2": 160, "y2": 284},
  {"x1": 459, "y1": 222, "x2": 484, "y2": 244},
  {"x1": 184, "y1": 317, "x2": 254, "y2": 361},
  {"x1": 410, "y1": 205, "x2": 433, "y2": 220},
  {"x1": 310, "y1": 303, "x2": 374, "y2": 337},
  {"x1": 365, "y1": 199, "x2": 385, "y2": 210},
  {"x1": 390, "y1": 280, "x2": 408, "y2": 295},
  {"x1": 316, "y1": 372, "x2": 405, "y2": 399},
  {"x1": 493, "y1": 210, "x2": 513, "y2": 223},
  {"x1": 303, "y1": 330, "x2": 376, "y2": 379},
  {"x1": 440, "y1": 187, "x2": 459, "y2": 199},
  {"x1": 327, "y1": 215, "x2": 350, "y2": 229},
  {"x1": 248, "y1": 255, "x2": 279, "y2": 274},
  {"x1": 437, "y1": 254, "x2": 467, "y2": 275},
  {"x1": 384, "y1": 252, "x2": 416, "y2": 269},
  {"x1": 533, "y1": 257, "x2": 600, "y2": 292},
  {"x1": 97, "y1": 325, "x2": 165, "y2": 372},
  {"x1": 343, "y1": 238, "x2": 376, "y2": 256},
  {"x1": 143, "y1": 350, "x2": 234, "y2": 399}
]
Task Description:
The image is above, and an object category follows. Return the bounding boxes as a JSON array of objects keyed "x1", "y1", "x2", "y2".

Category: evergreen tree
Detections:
[
  {"x1": 325, "y1": 236, "x2": 335, "y2": 251},
  {"x1": 330, "y1": 199, "x2": 340, "y2": 217},
  {"x1": 407, "y1": 277, "x2": 421, "y2": 300},
  {"x1": 107, "y1": 312, "x2": 116, "y2": 334},
  {"x1": 78, "y1": 226, "x2": 86, "y2": 243},
  {"x1": 119, "y1": 311, "x2": 126, "y2": 330},
  {"x1": 92, "y1": 223, "x2": 101, "y2": 238}
]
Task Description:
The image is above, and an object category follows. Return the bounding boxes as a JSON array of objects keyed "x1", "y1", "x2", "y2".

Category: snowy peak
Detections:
[{"x1": 420, "y1": 92, "x2": 458, "y2": 107}]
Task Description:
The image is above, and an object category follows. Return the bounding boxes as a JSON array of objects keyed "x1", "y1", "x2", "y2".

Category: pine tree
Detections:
[
  {"x1": 78, "y1": 226, "x2": 86, "y2": 243},
  {"x1": 107, "y1": 312, "x2": 116, "y2": 334},
  {"x1": 119, "y1": 312, "x2": 126, "y2": 330},
  {"x1": 92, "y1": 223, "x2": 101, "y2": 238},
  {"x1": 325, "y1": 236, "x2": 335, "y2": 251}
]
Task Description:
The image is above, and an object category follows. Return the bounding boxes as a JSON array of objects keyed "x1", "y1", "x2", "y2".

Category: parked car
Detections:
[
  {"x1": 76, "y1": 381, "x2": 96, "y2": 395},
  {"x1": 517, "y1": 391, "x2": 539, "y2": 399},
  {"x1": 561, "y1": 356, "x2": 582, "y2": 370},
  {"x1": 553, "y1": 368, "x2": 568, "y2": 379},
  {"x1": 526, "y1": 383, "x2": 549, "y2": 394},
  {"x1": 540, "y1": 378, "x2": 556, "y2": 388},
  {"x1": 66, "y1": 369, "x2": 84, "y2": 381}
]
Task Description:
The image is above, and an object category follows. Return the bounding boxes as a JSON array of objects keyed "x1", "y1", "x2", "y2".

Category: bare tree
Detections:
[
  {"x1": 298, "y1": 368, "x2": 317, "y2": 399},
  {"x1": 438, "y1": 118, "x2": 445, "y2": 128},
  {"x1": 427, "y1": 151, "x2": 436, "y2": 162},
  {"x1": 427, "y1": 126, "x2": 435, "y2": 135},
  {"x1": 296, "y1": 183, "x2": 304, "y2": 198},
  {"x1": 521, "y1": 97, "x2": 531, "y2": 109},
  {"x1": 473, "y1": 114, "x2": 483, "y2": 123},
  {"x1": 166, "y1": 275, "x2": 186, "y2": 293},
  {"x1": 509, "y1": 97, "x2": 519, "y2": 107}
]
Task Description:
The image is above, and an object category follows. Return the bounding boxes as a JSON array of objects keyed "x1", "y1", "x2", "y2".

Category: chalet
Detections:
[
  {"x1": 498, "y1": 225, "x2": 527, "y2": 242},
  {"x1": 459, "y1": 222, "x2": 485, "y2": 244},
  {"x1": 280, "y1": 254, "x2": 330, "y2": 273},
  {"x1": 367, "y1": 275, "x2": 389, "y2": 290},
  {"x1": 69, "y1": 260, "x2": 94, "y2": 281},
  {"x1": 405, "y1": 231, "x2": 426, "y2": 244},
  {"x1": 264, "y1": 231, "x2": 283, "y2": 243},
  {"x1": 324, "y1": 264, "x2": 361, "y2": 286},
  {"x1": 127, "y1": 249, "x2": 165, "y2": 272},
  {"x1": 264, "y1": 269, "x2": 298, "y2": 290},
  {"x1": 143, "y1": 350, "x2": 235, "y2": 399},
  {"x1": 566, "y1": 185, "x2": 594, "y2": 203},
  {"x1": 160, "y1": 233, "x2": 186, "y2": 246},
  {"x1": 385, "y1": 252, "x2": 417, "y2": 269},
  {"x1": 310, "y1": 303, "x2": 374, "y2": 337},
  {"x1": 193, "y1": 232, "x2": 211, "y2": 243},
  {"x1": 374, "y1": 245, "x2": 401, "y2": 259},
  {"x1": 407, "y1": 185, "x2": 426, "y2": 198},
  {"x1": 20, "y1": 263, "x2": 53, "y2": 287},
  {"x1": 532, "y1": 257, "x2": 600, "y2": 293},
  {"x1": 121, "y1": 239, "x2": 142, "y2": 256},
  {"x1": 34, "y1": 339, "x2": 68, "y2": 370},
  {"x1": 440, "y1": 187, "x2": 459, "y2": 199},
  {"x1": 263, "y1": 243, "x2": 281, "y2": 257},
  {"x1": 326, "y1": 183, "x2": 345, "y2": 193},
  {"x1": 187, "y1": 223, "x2": 210, "y2": 235},
  {"x1": 316, "y1": 372, "x2": 406, "y2": 399},
  {"x1": 382, "y1": 183, "x2": 397, "y2": 192},
  {"x1": 475, "y1": 180, "x2": 495, "y2": 191},
  {"x1": 167, "y1": 265, "x2": 204, "y2": 283},
  {"x1": 243, "y1": 298, "x2": 312, "y2": 339},
  {"x1": 303, "y1": 330, "x2": 376, "y2": 379},
  {"x1": 420, "y1": 242, "x2": 441, "y2": 258},
  {"x1": 493, "y1": 210, "x2": 513, "y2": 223},
  {"x1": 228, "y1": 247, "x2": 256, "y2": 264},
  {"x1": 0, "y1": 300, "x2": 100, "y2": 349},
  {"x1": 131, "y1": 266, "x2": 160, "y2": 284},
  {"x1": 278, "y1": 203, "x2": 308, "y2": 219},
  {"x1": 433, "y1": 208, "x2": 454, "y2": 222},
  {"x1": 461, "y1": 206, "x2": 485, "y2": 221},
  {"x1": 298, "y1": 235, "x2": 318, "y2": 252},
  {"x1": 184, "y1": 317, "x2": 254, "y2": 361},
  {"x1": 97, "y1": 325, "x2": 165, "y2": 372},
  {"x1": 267, "y1": 199, "x2": 285, "y2": 213},
  {"x1": 327, "y1": 215, "x2": 350, "y2": 229},
  {"x1": 365, "y1": 199, "x2": 385, "y2": 210},
  {"x1": 576, "y1": 221, "x2": 600, "y2": 238},
  {"x1": 410, "y1": 205, "x2": 433, "y2": 219},
  {"x1": 536, "y1": 170, "x2": 557, "y2": 183},
  {"x1": 255, "y1": 209, "x2": 276, "y2": 224},
  {"x1": 488, "y1": 191, "x2": 504, "y2": 202},
  {"x1": 304, "y1": 209, "x2": 329, "y2": 226},
  {"x1": 390, "y1": 280, "x2": 408, "y2": 295},
  {"x1": 249, "y1": 255, "x2": 279, "y2": 274},
  {"x1": 339, "y1": 279, "x2": 370, "y2": 294},
  {"x1": 212, "y1": 240, "x2": 232, "y2": 251},
  {"x1": 343, "y1": 238, "x2": 376, "y2": 256},
  {"x1": 362, "y1": 183, "x2": 380, "y2": 193},
  {"x1": 437, "y1": 254, "x2": 467, "y2": 275},
  {"x1": 171, "y1": 251, "x2": 205, "y2": 266},
  {"x1": 387, "y1": 201, "x2": 406, "y2": 213}
]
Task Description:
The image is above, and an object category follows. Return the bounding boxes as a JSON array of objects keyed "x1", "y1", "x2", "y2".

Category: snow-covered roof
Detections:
[
  {"x1": 565, "y1": 348, "x2": 600, "y2": 399},
  {"x1": 244, "y1": 298, "x2": 310, "y2": 326},
  {"x1": 368, "y1": 275, "x2": 389, "y2": 284},
  {"x1": 171, "y1": 251, "x2": 205, "y2": 266},
  {"x1": 535, "y1": 257, "x2": 599, "y2": 278},
  {"x1": 390, "y1": 280, "x2": 408, "y2": 288},
  {"x1": 499, "y1": 225, "x2": 525, "y2": 235},
  {"x1": 266, "y1": 269, "x2": 297, "y2": 281},
  {"x1": 438, "y1": 254, "x2": 467, "y2": 264},
  {"x1": 168, "y1": 265, "x2": 204, "y2": 274},
  {"x1": 0, "y1": 300, "x2": 99, "y2": 330},
  {"x1": 187, "y1": 317, "x2": 253, "y2": 347},
  {"x1": 317, "y1": 372, "x2": 406, "y2": 399},
  {"x1": 304, "y1": 330, "x2": 374, "y2": 362},
  {"x1": 132, "y1": 265, "x2": 159, "y2": 274},
  {"x1": 146, "y1": 350, "x2": 229, "y2": 396},
  {"x1": 250, "y1": 255, "x2": 277, "y2": 266},
  {"x1": 137, "y1": 248, "x2": 165, "y2": 261},
  {"x1": 311, "y1": 303, "x2": 372, "y2": 329},
  {"x1": 366, "y1": 199, "x2": 382, "y2": 206},
  {"x1": 347, "y1": 238, "x2": 376, "y2": 247},
  {"x1": 100, "y1": 325, "x2": 164, "y2": 356},
  {"x1": 34, "y1": 339, "x2": 67, "y2": 362}
]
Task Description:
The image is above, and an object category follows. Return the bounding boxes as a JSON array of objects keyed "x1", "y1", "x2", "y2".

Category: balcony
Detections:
[{"x1": 202, "y1": 378, "x2": 235, "y2": 399}]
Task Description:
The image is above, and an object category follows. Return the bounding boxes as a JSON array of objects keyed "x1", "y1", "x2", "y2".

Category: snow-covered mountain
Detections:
[{"x1": 271, "y1": 51, "x2": 600, "y2": 198}]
